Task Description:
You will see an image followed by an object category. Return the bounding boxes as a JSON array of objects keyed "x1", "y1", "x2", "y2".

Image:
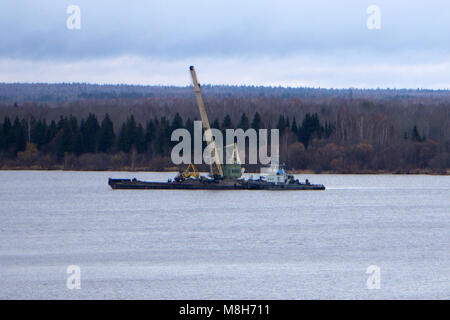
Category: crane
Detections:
[{"x1": 189, "y1": 66, "x2": 223, "y2": 177}]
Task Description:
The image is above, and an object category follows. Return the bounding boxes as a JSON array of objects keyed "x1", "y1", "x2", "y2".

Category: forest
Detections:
[{"x1": 0, "y1": 83, "x2": 449, "y2": 173}]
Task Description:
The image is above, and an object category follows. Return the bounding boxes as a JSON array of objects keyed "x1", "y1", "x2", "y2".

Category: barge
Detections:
[
  {"x1": 108, "y1": 66, "x2": 325, "y2": 191},
  {"x1": 108, "y1": 172, "x2": 326, "y2": 191}
]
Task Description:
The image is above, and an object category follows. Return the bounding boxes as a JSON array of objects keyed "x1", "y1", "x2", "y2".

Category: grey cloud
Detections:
[
  {"x1": 1, "y1": 0, "x2": 449, "y2": 61},
  {"x1": 1, "y1": 0, "x2": 449, "y2": 88}
]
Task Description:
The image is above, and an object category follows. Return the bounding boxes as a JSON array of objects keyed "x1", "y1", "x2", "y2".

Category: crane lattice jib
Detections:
[{"x1": 189, "y1": 66, "x2": 223, "y2": 177}]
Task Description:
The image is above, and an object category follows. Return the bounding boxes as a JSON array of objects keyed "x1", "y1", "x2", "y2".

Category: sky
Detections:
[{"x1": 0, "y1": 0, "x2": 449, "y2": 88}]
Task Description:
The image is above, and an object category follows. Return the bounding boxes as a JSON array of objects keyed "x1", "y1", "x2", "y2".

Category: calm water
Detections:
[{"x1": 0, "y1": 171, "x2": 449, "y2": 299}]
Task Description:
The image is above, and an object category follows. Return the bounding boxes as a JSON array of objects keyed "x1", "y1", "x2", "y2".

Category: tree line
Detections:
[
  {"x1": 0, "y1": 83, "x2": 449, "y2": 173},
  {"x1": 0, "y1": 112, "x2": 332, "y2": 157},
  {"x1": 1, "y1": 109, "x2": 446, "y2": 173},
  {"x1": 2, "y1": 83, "x2": 450, "y2": 104}
]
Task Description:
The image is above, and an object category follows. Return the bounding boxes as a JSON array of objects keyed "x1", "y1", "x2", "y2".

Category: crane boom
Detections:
[{"x1": 189, "y1": 66, "x2": 223, "y2": 177}]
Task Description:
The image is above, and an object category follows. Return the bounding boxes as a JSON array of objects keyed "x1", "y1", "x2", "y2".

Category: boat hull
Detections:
[{"x1": 108, "y1": 178, "x2": 326, "y2": 191}]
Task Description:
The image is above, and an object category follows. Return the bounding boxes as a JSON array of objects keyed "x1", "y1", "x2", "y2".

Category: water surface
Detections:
[{"x1": 0, "y1": 171, "x2": 449, "y2": 299}]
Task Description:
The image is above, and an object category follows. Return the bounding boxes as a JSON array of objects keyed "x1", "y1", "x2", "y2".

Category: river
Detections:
[{"x1": 0, "y1": 171, "x2": 448, "y2": 299}]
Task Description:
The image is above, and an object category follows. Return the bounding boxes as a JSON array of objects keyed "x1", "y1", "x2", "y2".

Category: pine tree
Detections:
[
  {"x1": 34, "y1": 120, "x2": 48, "y2": 149},
  {"x1": 222, "y1": 114, "x2": 233, "y2": 129},
  {"x1": 98, "y1": 114, "x2": 115, "y2": 153},
  {"x1": 171, "y1": 112, "x2": 183, "y2": 131},
  {"x1": 211, "y1": 118, "x2": 221, "y2": 130},
  {"x1": 13, "y1": 117, "x2": 27, "y2": 154},
  {"x1": 251, "y1": 112, "x2": 262, "y2": 130},
  {"x1": 297, "y1": 113, "x2": 324, "y2": 149},
  {"x1": 185, "y1": 118, "x2": 194, "y2": 135},
  {"x1": 238, "y1": 112, "x2": 250, "y2": 131},
  {"x1": 57, "y1": 116, "x2": 80, "y2": 157},
  {"x1": 411, "y1": 125, "x2": 424, "y2": 142},
  {"x1": 221, "y1": 114, "x2": 233, "y2": 136},
  {"x1": 277, "y1": 115, "x2": 286, "y2": 133},
  {"x1": 120, "y1": 115, "x2": 138, "y2": 153},
  {"x1": 0, "y1": 117, "x2": 12, "y2": 151},
  {"x1": 47, "y1": 120, "x2": 58, "y2": 144},
  {"x1": 157, "y1": 116, "x2": 171, "y2": 155},
  {"x1": 291, "y1": 117, "x2": 298, "y2": 134},
  {"x1": 145, "y1": 120, "x2": 155, "y2": 143},
  {"x1": 136, "y1": 123, "x2": 146, "y2": 153},
  {"x1": 118, "y1": 123, "x2": 128, "y2": 153},
  {"x1": 81, "y1": 113, "x2": 100, "y2": 153}
]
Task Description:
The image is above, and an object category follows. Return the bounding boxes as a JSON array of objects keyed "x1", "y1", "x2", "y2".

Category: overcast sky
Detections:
[{"x1": 1, "y1": 0, "x2": 449, "y2": 88}]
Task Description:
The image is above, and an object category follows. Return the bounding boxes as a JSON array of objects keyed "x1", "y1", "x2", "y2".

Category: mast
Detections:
[{"x1": 189, "y1": 66, "x2": 223, "y2": 177}]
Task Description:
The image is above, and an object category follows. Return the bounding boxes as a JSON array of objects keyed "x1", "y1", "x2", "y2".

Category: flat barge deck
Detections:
[{"x1": 108, "y1": 178, "x2": 326, "y2": 191}]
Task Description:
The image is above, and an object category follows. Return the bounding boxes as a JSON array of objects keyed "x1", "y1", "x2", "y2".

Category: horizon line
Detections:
[{"x1": 0, "y1": 82, "x2": 449, "y2": 92}]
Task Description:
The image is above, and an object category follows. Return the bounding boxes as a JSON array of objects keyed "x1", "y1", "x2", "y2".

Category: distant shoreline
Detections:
[{"x1": 1, "y1": 166, "x2": 448, "y2": 175}]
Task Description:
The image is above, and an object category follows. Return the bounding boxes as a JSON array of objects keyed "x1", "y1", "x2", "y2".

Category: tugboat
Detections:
[{"x1": 108, "y1": 66, "x2": 325, "y2": 191}]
